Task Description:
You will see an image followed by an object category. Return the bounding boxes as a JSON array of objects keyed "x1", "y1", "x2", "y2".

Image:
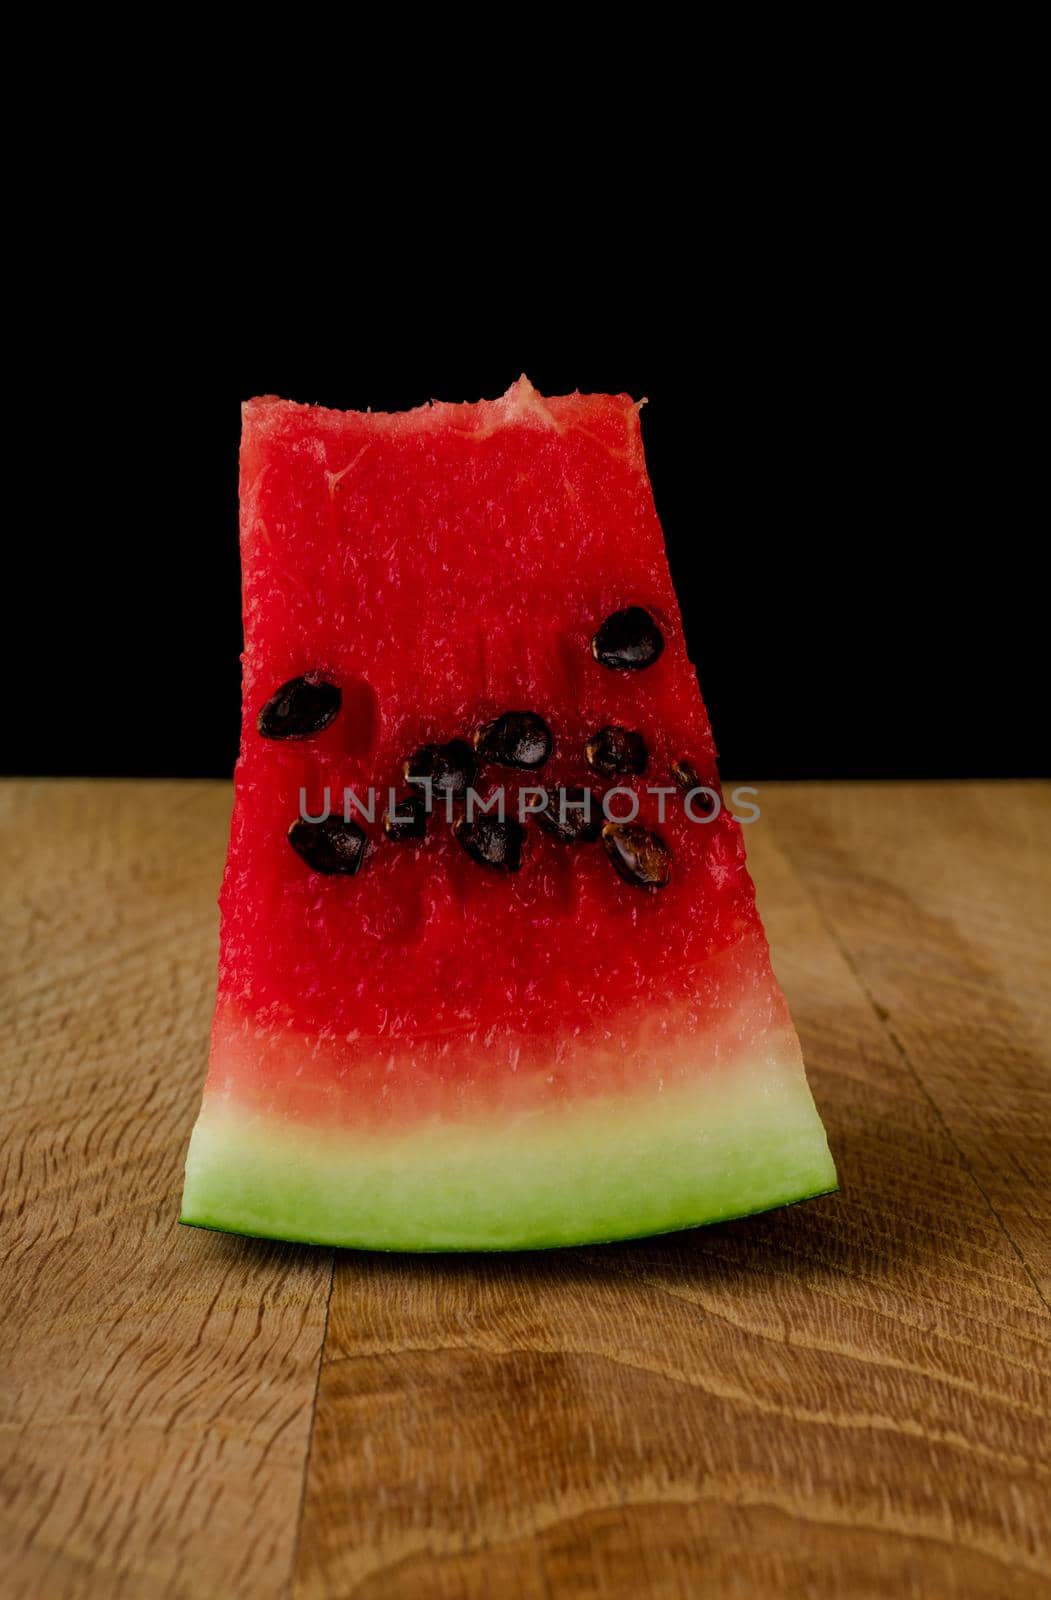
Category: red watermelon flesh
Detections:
[{"x1": 181, "y1": 378, "x2": 835, "y2": 1249}]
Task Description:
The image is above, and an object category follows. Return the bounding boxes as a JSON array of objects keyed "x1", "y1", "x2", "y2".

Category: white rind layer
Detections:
[{"x1": 181, "y1": 1038, "x2": 836, "y2": 1251}]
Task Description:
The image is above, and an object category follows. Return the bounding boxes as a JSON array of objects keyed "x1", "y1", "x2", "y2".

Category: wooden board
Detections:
[{"x1": 2, "y1": 780, "x2": 1048, "y2": 1599}]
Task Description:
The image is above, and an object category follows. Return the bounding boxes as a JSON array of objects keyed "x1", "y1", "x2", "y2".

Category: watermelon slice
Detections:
[{"x1": 181, "y1": 378, "x2": 836, "y2": 1250}]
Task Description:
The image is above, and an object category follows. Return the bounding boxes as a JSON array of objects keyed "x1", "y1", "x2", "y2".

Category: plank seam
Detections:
[{"x1": 287, "y1": 1252, "x2": 336, "y2": 1599}]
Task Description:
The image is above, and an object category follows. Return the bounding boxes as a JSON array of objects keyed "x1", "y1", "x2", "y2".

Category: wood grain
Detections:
[
  {"x1": 769, "y1": 781, "x2": 1050, "y2": 1300},
  {"x1": 1, "y1": 782, "x2": 334, "y2": 1599},
  {"x1": 2, "y1": 780, "x2": 1048, "y2": 1599}
]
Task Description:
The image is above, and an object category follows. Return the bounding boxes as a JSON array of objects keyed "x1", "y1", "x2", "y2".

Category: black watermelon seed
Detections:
[
  {"x1": 383, "y1": 792, "x2": 428, "y2": 841},
  {"x1": 404, "y1": 738, "x2": 478, "y2": 800},
  {"x1": 288, "y1": 815, "x2": 367, "y2": 875},
  {"x1": 474, "y1": 711, "x2": 553, "y2": 769},
  {"x1": 672, "y1": 759, "x2": 716, "y2": 813},
  {"x1": 258, "y1": 675, "x2": 341, "y2": 739},
  {"x1": 585, "y1": 725, "x2": 648, "y2": 778},
  {"x1": 591, "y1": 607, "x2": 664, "y2": 671},
  {"x1": 453, "y1": 815, "x2": 525, "y2": 871},
  {"x1": 534, "y1": 787, "x2": 602, "y2": 843},
  {"x1": 602, "y1": 823, "x2": 671, "y2": 889}
]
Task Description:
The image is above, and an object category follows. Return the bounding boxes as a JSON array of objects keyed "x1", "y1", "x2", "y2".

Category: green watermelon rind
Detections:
[
  {"x1": 179, "y1": 1188, "x2": 837, "y2": 1253},
  {"x1": 180, "y1": 1049, "x2": 836, "y2": 1252}
]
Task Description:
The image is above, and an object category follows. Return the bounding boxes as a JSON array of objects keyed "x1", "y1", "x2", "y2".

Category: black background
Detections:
[{"x1": 13, "y1": 246, "x2": 1043, "y2": 782}]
